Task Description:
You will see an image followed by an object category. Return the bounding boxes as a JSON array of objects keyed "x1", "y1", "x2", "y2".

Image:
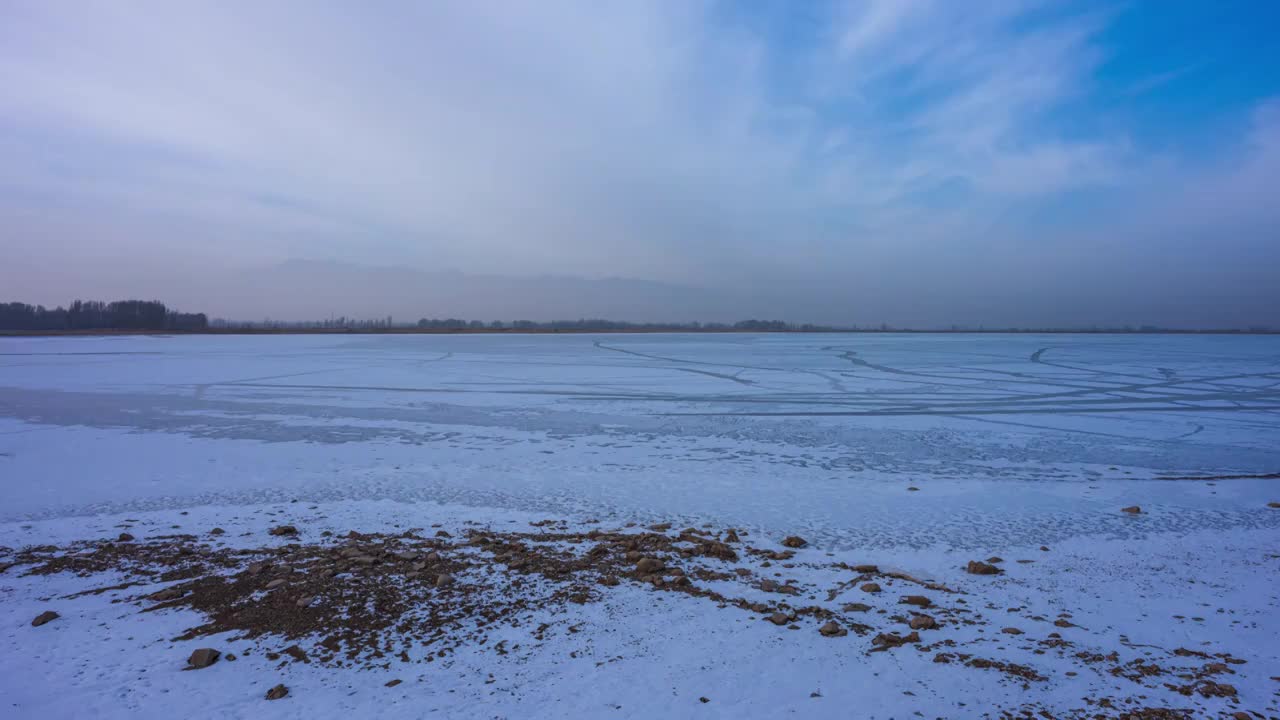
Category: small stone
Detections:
[
  {"x1": 265, "y1": 684, "x2": 289, "y2": 700},
  {"x1": 1054, "y1": 619, "x2": 1074, "y2": 628},
  {"x1": 986, "y1": 556, "x2": 1004, "y2": 564},
  {"x1": 860, "y1": 582, "x2": 881, "y2": 593},
  {"x1": 210, "y1": 527, "x2": 225, "y2": 535},
  {"x1": 750, "y1": 603, "x2": 769, "y2": 613},
  {"x1": 781, "y1": 536, "x2": 808, "y2": 549},
  {"x1": 906, "y1": 486, "x2": 919, "y2": 492},
  {"x1": 296, "y1": 596, "x2": 315, "y2": 608},
  {"x1": 1001, "y1": 627, "x2": 1024, "y2": 635},
  {"x1": 900, "y1": 595, "x2": 931, "y2": 608},
  {"x1": 269, "y1": 525, "x2": 299, "y2": 536},
  {"x1": 699, "y1": 697, "x2": 710, "y2": 704},
  {"x1": 851, "y1": 564, "x2": 878, "y2": 573},
  {"x1": 117, "y1": 533, "x2": 135, "y2": 542},
  {"x1": 394, "y1": 551, "x2": 419, "y2": 562},
  {"x1": 31, "y1": 610, "x2": 59, "y2": 627},
  {"x1": 265, "y1": 578, "x2": 287, "y2": 590},
  {"x1": 723, "y1": 529, "x2": 740, "y2": 543},
  {"x1": 819, "y1": 621, "x2": 847, "y2": 637},
  {"x1": 768, "y1": 612, "x2": 790, "y2": 626},
  {"x1": 385, "y1": 679, "x2": 402, "y2": 688},
  {"x1": 842, "y1": 602, "x2": 871, "y2": 612},
  {"x1": 909, "y1": 614, "x2": 937, "y2": 630},
  {"x1": 635, "y1": 558, "x2": 665, "y2": 574},
  {"x1": 435, "y1": 573, "x2": 454, "y2": 588},
  {"x1": 966, "y1": 561, "x2": 1002, "y2": 575},
  {"x1": 871, "y1": 631, "x2": 920, "y2": 649},
  {"x1": 1121, "y1": 506, "x2": 1142, "y2": 514},
  {"x1": 1039, "y1": 546, "x2": 1050, "y2": 552},
  {"x1": 187, "y1": 648, "x2": 220, "y2": 669},
  {"x1": 598, "y1": 575, "x2": 620, "y2": 587},
  {"x1": 1267, "y1": 502, "x2": 1280, "y2": 509},
  {"x1": 225, "y1": 654, "x2": 237, "y2": 662}
]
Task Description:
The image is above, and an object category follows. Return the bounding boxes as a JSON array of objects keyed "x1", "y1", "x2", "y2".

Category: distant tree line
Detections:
[
  {"x1": 207, "y1": 316, "x2": 833, "y2": 331},
  {"x1": 0, "y1": 300, "x2": 208, "y2": 331}
]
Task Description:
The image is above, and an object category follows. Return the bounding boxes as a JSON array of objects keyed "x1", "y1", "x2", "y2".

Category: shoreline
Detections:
[{"x1": 4, "y1": 327, "x2": 1277, "y2": 337}]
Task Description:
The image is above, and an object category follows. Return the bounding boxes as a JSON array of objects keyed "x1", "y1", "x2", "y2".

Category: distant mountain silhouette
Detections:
[{"x1": 222, "y1": 260, "x2": 756, "y2": 323}]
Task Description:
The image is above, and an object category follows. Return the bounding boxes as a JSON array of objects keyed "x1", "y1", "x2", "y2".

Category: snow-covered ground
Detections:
[{"x1": 1, "y1": 333, "x2": 1278, "y2": 718}]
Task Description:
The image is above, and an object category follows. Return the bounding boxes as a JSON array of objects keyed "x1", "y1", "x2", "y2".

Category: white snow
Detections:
[{"x1": 2, "y1": 332, "x2": 1278, "y2": 718}]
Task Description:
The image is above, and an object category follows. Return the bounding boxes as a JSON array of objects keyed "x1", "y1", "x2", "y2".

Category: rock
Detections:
[
  {"x1": 296, "y1": 596, "x2": 315, "y2": 608},
  {"x1": 909, "y1": 614, "x2": 937, "y2": 630},
  {"x1": 247, "y1": 562, "x2": 269, "y2": 575},
  {"x1": 851, "y1": 564, "x2": 879, "y2": 573},
  {"x1": 31, "y1": 610, "x2": 59, "y2": 627},
  {"x1": 723, "y1": 529, "x2": 740, "y2": 543},
  {"x1": 1001, "y1": 627, "x2": 1024, "y2": 635},
  {"x1": 634, "y1": 558, "x2": 665, "y2": 575},
  {"x1": 734, "y1": 568, "x2": 751, "y2": 577},
  {"x1": 1232, "y1": 713, "x2": 1251, "y2": 720},
  {"x1": 265, "y1": 684, "x2": 289, "y2": 700},
  {"x1": 842, "y1": 602, "x2": 871, "y2": 612},
  {"x1": 1121, "y1": 506, "x2": 1142, "y2": 514},
  {"x1": 768, "y1": 612, "x2": 790, "y2": 626},
  {"x1": 1039, "y1": 546, "x2": 1050, "y2": 552},
  {"x1": 985, "y1": 556, "x2": 1003, "y2": 564},
  {"x1": 1053, "y1": 619, "x2": 1074, "y2": 628},
  {"x1": 781, "y1": 536, "x2": 807, "y2": 549},
  {"x1": 1267, "y1": 502, "x2": 1280, "y2": 509},
  {"x1": 394, "y1": 551, "x2": 419, "y2": 562},
  {"x1": 819, "y1": 621, "x2": 847, "y2": 637},
  {"x1": 759, "y1": 579, "x2": 779, "y2": 593},
  {"x1": 965, "y1": 561, "x2": 1002, "y2": 575},
  {"x1": 907, "y1": 487, "x2": 919, "y2": 492},
  {"x1": 871, "y1": 631, "x2": 920, "y2": 649},
  {"x1": 117, "y1": 533, "x2": 135, "y2": 542},
  {"x1": 649, "y1": 523, "x2": 672, "y2": 532},
  {"x1": 900, "y1": 595, "x2": 931, "y2": 608},
  {"x1": 435, "y1": 573, "x2": 454, "y2": 588},
  {"x1": 860, "y1": 582, "x2": 882, "y2": 593},
  {"x1": 598, "y1": 575, "x2": 620, "y2": 587},
  {"x1": 225, "y1": 654, "x2": 237, "y2": 662},
  {"x1": 385, "y1": 679, "x2": 403, "y2": 688},
  {"x1": 265, "y1": 578, "x2": 287, "y2": 590},
  {"x1": 187, "y1": 648, "x2": 220, "y2": 669},
  {"x1": 699, "y1": 697, "x2": 710, "y2": 704},
  {"x1": 269, "y1": 525, "x2": 299, "y2": 536},
  {"x1": 210, "y1": 527, "x2": 225, "y2": 535}
]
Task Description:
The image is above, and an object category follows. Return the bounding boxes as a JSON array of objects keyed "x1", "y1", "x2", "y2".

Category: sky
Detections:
[{"x1": 2, "y1": 0, "x2": 1279, "y2": 328}]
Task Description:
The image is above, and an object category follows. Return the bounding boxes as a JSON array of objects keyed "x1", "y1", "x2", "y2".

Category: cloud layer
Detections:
[{"x1": 2, "y1": 0, "x2": 1277, "y2": 327}]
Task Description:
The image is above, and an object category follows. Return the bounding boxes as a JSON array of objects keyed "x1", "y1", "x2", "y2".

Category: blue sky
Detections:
[{"x1": 1, "y1": 0, "x2": 1278, "y2": 327}]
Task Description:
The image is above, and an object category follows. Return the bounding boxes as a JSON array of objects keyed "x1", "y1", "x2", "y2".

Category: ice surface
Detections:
[
  {"x1": 2, "y1": 333, "x2": 1278, "y2": 548},
  {"x1": 2, "y1": 333, "x2": 1278, "y2": 719}
]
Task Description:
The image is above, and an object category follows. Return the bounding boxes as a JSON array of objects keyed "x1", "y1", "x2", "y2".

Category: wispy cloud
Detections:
[{"x1": 0, "y1": 0, "x2": 1276, "y2": 326}]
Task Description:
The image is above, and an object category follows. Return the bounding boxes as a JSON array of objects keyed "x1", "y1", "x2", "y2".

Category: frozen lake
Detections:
[{"x1": 2, "y1": 332, "x2": 1279, "y2": 548}]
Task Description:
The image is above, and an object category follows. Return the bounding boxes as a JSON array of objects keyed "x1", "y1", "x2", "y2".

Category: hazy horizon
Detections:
[{"x1": 3, "y1": 1, "x2": 1279, "y2": 328}]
